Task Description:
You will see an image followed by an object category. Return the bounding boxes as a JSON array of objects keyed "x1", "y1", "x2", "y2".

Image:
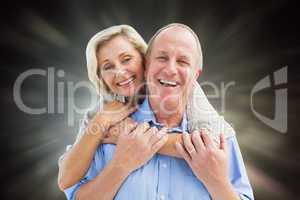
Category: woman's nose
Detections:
[{"x1": 114, "y1": 64, "x2": 127, "y2": 77}]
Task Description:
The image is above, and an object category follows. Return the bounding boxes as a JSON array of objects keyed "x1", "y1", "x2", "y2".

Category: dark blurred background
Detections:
[{"x1": 0, "y1": 0, "x2": 299, "y2": 199}]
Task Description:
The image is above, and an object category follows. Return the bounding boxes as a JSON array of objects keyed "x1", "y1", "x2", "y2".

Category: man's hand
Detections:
[
  {"x1": 175, "y1": 129, "x2": 239, "y2": 200},
  {"x1": 112, "y1": 123, "x2": 168, "y2": 173}
]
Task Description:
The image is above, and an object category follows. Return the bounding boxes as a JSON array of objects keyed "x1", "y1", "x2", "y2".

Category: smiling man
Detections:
[
  {"x1": 144, "y1": 24, "x2": 253, "y2": 200},
  {"x1": 145, "y1": 24, "x2": 201, "y2": 128},
  {"x1": 64, "y1": 23, "x2": 254, "y2": 200}
]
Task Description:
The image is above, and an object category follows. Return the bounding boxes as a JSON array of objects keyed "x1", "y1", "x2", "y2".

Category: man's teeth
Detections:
[
  {"x1": 158, "y1": 79, "x2": 177, "y2": 87},
  {"x1": 118, "y1": 77, "x2": 135, "y2": 86}
]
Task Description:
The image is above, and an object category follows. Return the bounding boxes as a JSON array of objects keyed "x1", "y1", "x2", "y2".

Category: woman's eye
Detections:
[
  {"x1": 122, "y1": 56, "x2": 132, "y2": 64},
  {"x1": 103, "y1": 64, "x2": 113, "y2": 71}
]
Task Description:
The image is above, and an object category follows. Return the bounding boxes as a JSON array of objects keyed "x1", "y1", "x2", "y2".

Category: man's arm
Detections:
[
  {"x1": 176, "y1": 130, "x2": 254, "y2": 200},
  {"x1": 75, "y1": 159, "x2": 130, "y2": 200},
  {"x1": 67, "y1": 123, "x2": 168, "y2": 200}
]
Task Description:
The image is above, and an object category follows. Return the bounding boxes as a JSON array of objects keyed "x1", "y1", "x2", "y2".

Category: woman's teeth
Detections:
[
  {"x1": 158, "y1": 79, "x2": 178, "y2": 87},
  {"x1": 117, "y1": 76, "x2": 135, "y2": 86}
]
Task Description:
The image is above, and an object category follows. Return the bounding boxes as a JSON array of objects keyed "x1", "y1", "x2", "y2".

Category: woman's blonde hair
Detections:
[{"x1": 86, "y1": 25, "x2": 147, "y2": 100}]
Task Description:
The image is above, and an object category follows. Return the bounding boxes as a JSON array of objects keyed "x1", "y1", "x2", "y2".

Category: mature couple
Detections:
[{"x1": 58, "y1": 23, "x2": 254, "y2": 200}]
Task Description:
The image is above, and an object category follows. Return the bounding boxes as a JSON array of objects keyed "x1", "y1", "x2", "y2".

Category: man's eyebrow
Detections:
[
  {"x1": 156, "y1": 50, "x2": 168, "y2": 55},
  {"x1": 178, "y1": 55, "x2": 190, "y2": 61}
]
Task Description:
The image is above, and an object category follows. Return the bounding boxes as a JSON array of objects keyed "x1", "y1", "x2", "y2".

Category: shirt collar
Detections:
[{"x1": 132, "y1": 97, "x2": 188, "y2": 133}]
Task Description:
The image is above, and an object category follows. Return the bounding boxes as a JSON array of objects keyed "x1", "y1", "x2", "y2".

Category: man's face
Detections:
[{"x1": 146, "y1": 27, "x2": 200, "y2": 113}]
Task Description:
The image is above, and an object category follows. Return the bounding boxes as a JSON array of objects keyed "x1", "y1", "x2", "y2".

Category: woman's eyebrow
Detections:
[
  {"x1": 99, "y1": 59, "x2": 109, "y2": 67},
  {"x1": 119, "y1": 51, "x2": 130, "y2": 58}
]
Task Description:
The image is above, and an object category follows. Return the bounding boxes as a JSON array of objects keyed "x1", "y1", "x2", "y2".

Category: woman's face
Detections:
[{"x1": 97, "y1": 35, "x2": 144, "y2": 97}]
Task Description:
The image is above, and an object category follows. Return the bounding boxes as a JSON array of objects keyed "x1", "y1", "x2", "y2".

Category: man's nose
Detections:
[{"x1": 164, "y1": 59, "x2": 177, "y2": 76}]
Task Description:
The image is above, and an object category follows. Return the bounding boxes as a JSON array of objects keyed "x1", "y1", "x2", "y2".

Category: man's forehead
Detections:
[{"x1": 152, "y1": 27, "x2": 198, "y2": 55}]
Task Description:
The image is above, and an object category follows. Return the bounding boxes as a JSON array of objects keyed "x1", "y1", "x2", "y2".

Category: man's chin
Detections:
[{"x1": 158, "y1": 97, "x2": 181, "y2": 111}]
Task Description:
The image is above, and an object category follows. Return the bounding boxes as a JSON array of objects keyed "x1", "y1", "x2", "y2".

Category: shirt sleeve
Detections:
[
  {"x1": 227, "y1": 136, "x2": 254, "y2": 200},
  {"x1": 63, "y1": 146, "x2": 106, "y2": 200}
]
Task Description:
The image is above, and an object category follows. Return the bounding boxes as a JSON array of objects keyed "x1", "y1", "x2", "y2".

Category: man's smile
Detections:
[{"x1": 157, "y1": 78, "x2": 179, "y2": 87}]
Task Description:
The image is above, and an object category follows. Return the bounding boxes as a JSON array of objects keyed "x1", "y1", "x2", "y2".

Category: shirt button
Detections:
[
  {"x1": 162, "y1": 163, "x2": 167, "y2": 168},
  {"x1": 160, "y1": 194, "x2": 165, "y2": 200}
]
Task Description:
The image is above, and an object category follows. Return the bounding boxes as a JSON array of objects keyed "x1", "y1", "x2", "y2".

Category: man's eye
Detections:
[
  {"x1": 178, "y1": 60, "x2": 189, "y2": 66},
  {"x1": 157, "y1": 56, "x2": 167, "y2": 61}
]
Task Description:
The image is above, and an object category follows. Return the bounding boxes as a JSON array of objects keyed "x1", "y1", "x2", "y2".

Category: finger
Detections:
[
  {"x1": 200, "y1": 129, "x2": 214, "y2": 149},
  {"x1": 149, "y1": 127, "x2": 167, "y2": 145},
  {"x1": 131, "y1": 122, "x2": 150, "y2": 137},
  {"x1": 151, "y1": 134, "x2": 168, "y2": 153},
  {"x1": 144, "y1": 126, "x2": 158, "y2": 142},
  {"x1": 108, "y1": 125, "x2": 119, "y2": 137},
  {"x1": 122, "y1": 118, "x2": 138, "y2": 134},
  {"x1": 175, "y1": 142, "x2": 192, "y2": 164},
  {"x1": 191, "y1": 131, "x2": 205, "y2": 152},
  {"x1": 109, "y1": 119, "x2": 137, "y2": 138},
  {"x1": 182, "y1": 132, "x2": 197, "y2": 158},
  {"x1": 219, "y1": 133, "x2": 227, "y2": 152},
  {"x1": 118, "y1": 105, "x2": 137, "y2": 122}
]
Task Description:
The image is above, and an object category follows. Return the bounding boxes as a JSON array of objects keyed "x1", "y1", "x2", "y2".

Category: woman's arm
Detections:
[
  {"x1": 58, "y1": 101, "x2": 137, "y2": 191},
  {"x1": 58, "y1": 115, "x2": 108, "y2": 191},
  {"x1": 103, "y1": 130, "x2": 184, "y2": 158},
  {"x1": 156, "y1": 133, "x2": 183, "y2": 158}
]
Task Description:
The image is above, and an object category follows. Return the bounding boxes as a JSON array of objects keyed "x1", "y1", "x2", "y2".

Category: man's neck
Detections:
[{"x1": 148, "y1": 97, "x2": 185, "y2": 128}]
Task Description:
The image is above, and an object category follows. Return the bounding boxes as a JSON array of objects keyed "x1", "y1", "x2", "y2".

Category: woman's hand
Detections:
[
  {"x1": 112, "y1": 123, "x2": 168, "y2": 173},
  {"x1": 94, "y1": 100, "x2": 137, "y2": 133},
  {"x1": 175, "y1": 129, "x2": 231, "y2": 192},
  {"x1": 102, "y1": 118, "x2": 137, "y2": 144}
]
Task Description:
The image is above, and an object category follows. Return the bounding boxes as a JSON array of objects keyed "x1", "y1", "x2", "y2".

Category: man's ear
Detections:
[{"x1": 194, "y1": 68, "x2": 201, "y2": 80}]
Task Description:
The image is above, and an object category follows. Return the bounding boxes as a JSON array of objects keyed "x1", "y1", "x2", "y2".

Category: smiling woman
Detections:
[
  {"x1": 96, "y1": 35, "x2": 145, "y2": 98},
  {"x1": 85, "y1": 25, "x2": 148, "y2": 102}
]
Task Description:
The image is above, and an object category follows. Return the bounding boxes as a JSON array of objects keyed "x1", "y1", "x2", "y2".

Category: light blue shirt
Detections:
[{"x1": 64, "y1": 98, "x2": 254, "y2": 200}]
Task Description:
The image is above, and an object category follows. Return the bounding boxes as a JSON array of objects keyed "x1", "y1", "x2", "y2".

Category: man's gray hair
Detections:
[{"x1": 146, "y1": 23, "x2": 203, "y2": 71}]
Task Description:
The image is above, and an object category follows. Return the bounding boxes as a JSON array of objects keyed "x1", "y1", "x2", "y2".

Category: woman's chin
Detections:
[{"x1": 117, "y1": 90, "x2": 137, "y2": 98}]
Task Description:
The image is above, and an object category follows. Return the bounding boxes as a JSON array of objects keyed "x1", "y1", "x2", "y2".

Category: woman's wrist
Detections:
[
  {"x1": 90, "y1": 114, "x2": 111, "y2": 137},
  {"x1": 85, "y1": 118, "x2": 108, "y2": 140},
  {"x1": 97, "y1": 114, "x2": 111, "y2": 128}
]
